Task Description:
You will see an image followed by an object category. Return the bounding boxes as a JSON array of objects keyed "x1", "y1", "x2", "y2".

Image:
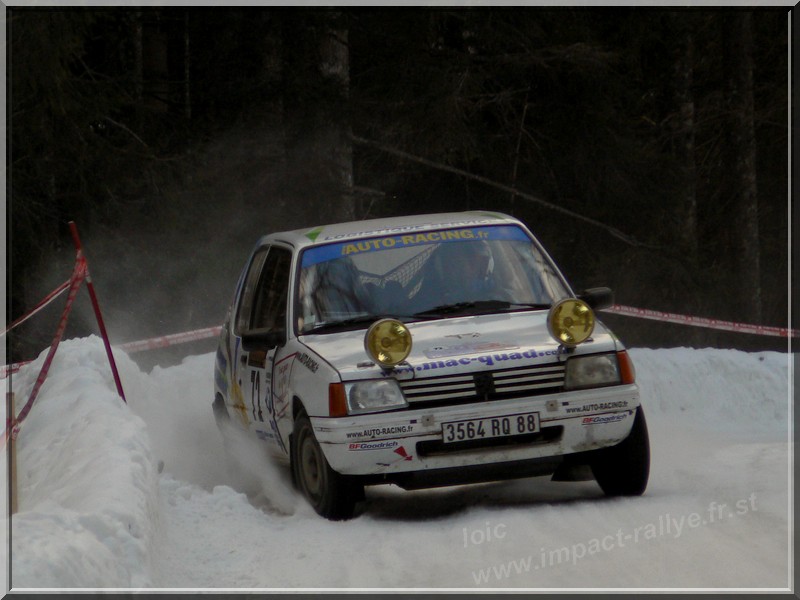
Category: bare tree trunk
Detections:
[
  {"x1": 319, "y1": 14, "x2": 355, "y2": 220},
  {"x1": 141, "y1": 14, "x2": 170, "y2": 113},
  {"x1": 509, "y1": 91, "x2": 530, "y2": 209},
  {"x1": 670, "y1": 15, "x2": 698, "y2": 264},
  {"x1": 133, "y1": 11, "x2": 143, "y2": 102},
  {"x1": 723, "y1": 11, "x2": 762, "y2": 323},
  {"x1": 184, "y1": 11, "x2": 191, "y2": 120},
  {"x1": 281, "y1": 11, "x2": 354, "y2": 225}
]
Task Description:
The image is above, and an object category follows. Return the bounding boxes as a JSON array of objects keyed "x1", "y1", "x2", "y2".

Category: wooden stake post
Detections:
[{"x1": 9, "y1": 392, "x2": 17, "y2": 515}]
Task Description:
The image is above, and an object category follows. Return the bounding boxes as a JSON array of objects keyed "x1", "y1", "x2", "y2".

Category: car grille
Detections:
[{"x1": 399, "y1": 362, "x2": 565, "y2": 408}]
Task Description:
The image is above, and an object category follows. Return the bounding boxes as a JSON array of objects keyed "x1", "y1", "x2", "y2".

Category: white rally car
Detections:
[{"x1": 213, "y1": 211, "x2": 649, "y2": 519}]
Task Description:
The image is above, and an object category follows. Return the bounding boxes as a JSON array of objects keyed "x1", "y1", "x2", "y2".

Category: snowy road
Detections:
[{"x1": 5, "y1": 339, "x2": 792, "y2": 591}]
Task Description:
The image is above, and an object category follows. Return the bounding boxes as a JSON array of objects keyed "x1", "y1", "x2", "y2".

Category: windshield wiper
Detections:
[
  {"x1": 413, "y1": 300, "x2": 550, "y2": 318},
  {"x1": 303, "y1": 315, "x2": 381, "y2": 334},
  {"x1": 303, "y1": 313, "x2": 435, "y2": 334},
  {"x1": 503, "y1": 302, "x2": 552, "y2": 311},
  {"x1": 303, "y1": 302, "x2": 551, "y2": 333}
]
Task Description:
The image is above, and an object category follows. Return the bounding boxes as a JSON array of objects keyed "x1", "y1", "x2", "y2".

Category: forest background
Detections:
[{"x1": 6, "y1": 6, "x2": 795, "y2": 367}]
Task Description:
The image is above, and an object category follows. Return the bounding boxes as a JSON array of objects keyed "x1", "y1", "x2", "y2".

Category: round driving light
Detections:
[
  {"x1": 547, "y1": 298, "x2": 595, "y2": 347},
  {"x1": 364, "y1": 318, "x2": 412, "y2": 368}
]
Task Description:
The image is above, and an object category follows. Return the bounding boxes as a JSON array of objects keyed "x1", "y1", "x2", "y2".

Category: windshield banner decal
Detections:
[{"x1": 301, "y1": 225, "x2": 529, "y2": 267}]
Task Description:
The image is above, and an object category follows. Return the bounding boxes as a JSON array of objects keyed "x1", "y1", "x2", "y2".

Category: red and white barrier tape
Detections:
[
  {"x1": 603, "y1": 305, "x2": 799, "y2": 338},
  {"x1": 118, "y1": 326, "x2": 222, "y2": 354},
  {"x1": 4, "y1": 258, "x2": 88, "y2": 443},
  {"x1": 1, "y1": 325, "x2": 223, "y2": 379},
  {"x1": 2, "y1": 278, "x2": 72, "y2": 336},
  {"x1": 2, "y1": 362, "x2": 28, "y2": 379}
]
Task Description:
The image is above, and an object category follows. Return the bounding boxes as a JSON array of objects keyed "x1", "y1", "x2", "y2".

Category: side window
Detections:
[
  {"x1": 235, "y1": 248, "x2": 269, "y2": 335},
  {"x1": 235, "y1": 246, "x2": 292, "y2": 335},
  {"x1": 249, "y1": 247, "x2": 292, "y2": 334}
]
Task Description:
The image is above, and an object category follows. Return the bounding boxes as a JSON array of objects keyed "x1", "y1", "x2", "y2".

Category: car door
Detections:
[{"x1": 235, "y1": 244, "x2": 292, "y2": 454}]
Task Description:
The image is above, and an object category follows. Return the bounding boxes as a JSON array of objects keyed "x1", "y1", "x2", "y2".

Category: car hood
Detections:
[{"x1": 298, "y1": 311, "x2": 621, "y2": 381}]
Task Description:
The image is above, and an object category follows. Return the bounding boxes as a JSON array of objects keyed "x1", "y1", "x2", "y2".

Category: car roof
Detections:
[{"x1": 257, "y1": 210, "x2": 525, "y2": 250}]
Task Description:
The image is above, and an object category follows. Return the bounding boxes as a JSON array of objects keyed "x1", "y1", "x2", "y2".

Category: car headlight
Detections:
[
  {"x1": 344, "y1": 379, "x2": 408, "y2": 415},
  {"x1": 564, "y1": 353, "x2": 622, "y2": 390}
]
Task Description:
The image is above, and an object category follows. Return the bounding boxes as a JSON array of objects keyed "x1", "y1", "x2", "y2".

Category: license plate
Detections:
[{"x1": 442, "y1": 412, "x2": 540, "y2": 444}]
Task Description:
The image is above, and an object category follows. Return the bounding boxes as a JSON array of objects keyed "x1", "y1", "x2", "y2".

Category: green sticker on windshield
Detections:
[{"x1": 305, "y1": 227, "x2": 324, "y2": 242}]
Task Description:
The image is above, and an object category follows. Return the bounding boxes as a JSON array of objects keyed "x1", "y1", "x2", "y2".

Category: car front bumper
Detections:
[{"x1": 311, "y1": 384, "x2": 640, "y2": 479}]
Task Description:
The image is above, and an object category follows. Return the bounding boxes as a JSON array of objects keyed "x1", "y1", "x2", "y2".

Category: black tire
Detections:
[
  {"x1": 212, "y1": 394, "x2": 230, "y2": 428},
  {"x1": 292, "y1": 413, "x2": 363, "y2": 520},
  {"x1": 590, "y1": 405, "x2": 650, "y2": 496}
]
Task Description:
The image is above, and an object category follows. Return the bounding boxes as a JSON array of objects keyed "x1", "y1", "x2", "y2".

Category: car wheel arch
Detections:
[{"x1": 292, "y1": 395, "x2": 307, "y2": 421}]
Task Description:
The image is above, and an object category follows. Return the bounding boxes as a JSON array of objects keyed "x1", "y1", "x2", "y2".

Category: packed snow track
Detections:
[{"x1": 5, "y1": 337, "x2": 792, "y2": 590}]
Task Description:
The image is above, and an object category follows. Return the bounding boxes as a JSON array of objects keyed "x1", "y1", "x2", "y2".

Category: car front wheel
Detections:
[
  {"x1": 292, "y1": 412, "x2": 363, "y2": 520},
  {"x1": 590, "y1": 405, "x2": 650, "y2": 496}
]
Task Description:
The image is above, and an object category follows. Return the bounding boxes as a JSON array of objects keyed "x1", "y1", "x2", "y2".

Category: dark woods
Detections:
[{"x1": 7, "y1": 8, "x2": 792, "y2": 361}]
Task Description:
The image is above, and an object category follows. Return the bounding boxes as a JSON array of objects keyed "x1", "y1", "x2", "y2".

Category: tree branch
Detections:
[
  {"x1": 102, "y1": 116, "x2": 150, "y2": 149},
  {"x1": 350, "y1": 133, "x2": 664, "y2": 251}
]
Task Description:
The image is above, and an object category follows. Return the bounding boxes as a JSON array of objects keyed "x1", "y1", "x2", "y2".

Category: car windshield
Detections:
[{"x1": 295, "y1": 224, "x2": 570, "y2": 334}]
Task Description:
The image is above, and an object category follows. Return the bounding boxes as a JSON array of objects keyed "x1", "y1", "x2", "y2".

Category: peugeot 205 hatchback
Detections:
[{"x1": 213, "y1": 211, "x2": 649, "y2": 519}]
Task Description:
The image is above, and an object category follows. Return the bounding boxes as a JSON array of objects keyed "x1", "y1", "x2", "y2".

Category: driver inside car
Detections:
[
  {"x1": 298, "y1": 256, "x2": 372, "y2": 331},
  {"x1": 414, "y1": 240, "x2": 499, "y2": 309}
]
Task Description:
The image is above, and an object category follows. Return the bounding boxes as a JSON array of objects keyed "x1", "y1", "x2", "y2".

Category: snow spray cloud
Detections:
[
  {"x1": 20, "y1": 119, "x2": 325, "y2": 368},
  {"x1": 215, "y1": 417, "x2": 298, "y2": 516},
  {"x1": 468, "y1": 494, "x2": 758, "y2": 586}
]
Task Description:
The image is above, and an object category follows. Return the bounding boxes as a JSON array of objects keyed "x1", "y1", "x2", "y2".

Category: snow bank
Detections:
[
  {"x1": 4, "y1": 337, "x2": 792, "y2": 589},
  {"x1": 629, "y1": 347, "x2": 790, "y2": 436},
  {"x1": 8, "y1": 337, "x2": 159, "y2": 588}
]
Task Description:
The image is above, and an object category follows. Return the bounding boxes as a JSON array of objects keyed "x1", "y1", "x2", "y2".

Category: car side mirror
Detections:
[
  {"x1": 578, "y1": 287, "x2": 614, "y2": 311},
  {"x1": 242, "y1": 329, "x2": 286, "y2": 351}
]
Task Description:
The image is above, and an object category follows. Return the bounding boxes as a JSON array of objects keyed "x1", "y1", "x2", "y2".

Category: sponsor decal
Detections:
[
  {"x1": 566, "y1": 401, "x2": 629, "y2": 414},
  {"x1": 296, "y1": 352, "x2": 319, "y2": 374},
  {"x1": 341, "y1": 228, "x2": 485, "y2": 256},
  {"x1": 215, "y1": 345, "x2": 229, "y2": 373},
  {"x1": 582, "y1": 414, "x2": 626, "y2": 425},
  {"x1": 214, "y1": 351, "x2": 229, "y2": 396},
  {"x1": 348, "y1": 440, "x2": 399, "y2": 451},
  {"x1": 378, "y1": 446, "x2": 414, "y2": 466},
  {"x1": 394, "y1": 446, "x2": 413, "y2": 461},
  {"x1": 346, "y1": 424, "x2": 414, "y2": 439},
  {"x1": 305, "y1": 227, "x2": 323, "y2": 242},
  {"x1": 396, "y1": 348, "x2": 560, "y2": 374},
  {"x1": 318, "y1": 218, "x2": 503, "y2": 242},
  {"x1": 425, "y1": 341, "x2": 520, "y2": 359},
  {"x1": 303, "y1": 224, "x2": 530, "y2": 267},
  {"x1": 272, "y1": 355, "x2": 294, "y2": 420},
  {"x1": 247, "y1": 349, "x2": 267, "y2": 368}
]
